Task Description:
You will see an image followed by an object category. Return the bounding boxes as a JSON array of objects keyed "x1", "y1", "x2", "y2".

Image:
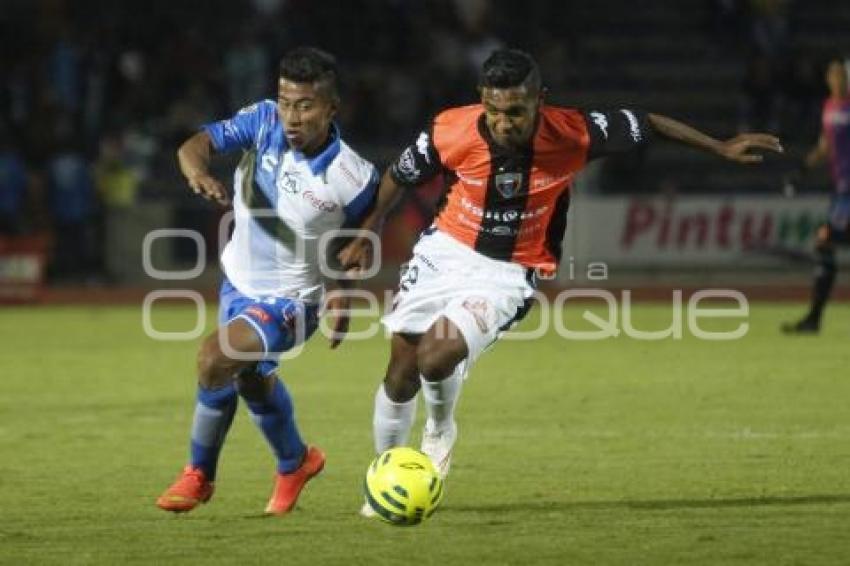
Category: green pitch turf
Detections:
[{"x1": 1, "y1": 302, "x2": 849, "y2": 565}]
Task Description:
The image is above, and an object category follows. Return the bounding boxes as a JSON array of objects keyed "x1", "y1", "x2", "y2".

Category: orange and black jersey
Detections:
[{"x1": 389, "y1": 104, "x2": 653, "y2": 274}]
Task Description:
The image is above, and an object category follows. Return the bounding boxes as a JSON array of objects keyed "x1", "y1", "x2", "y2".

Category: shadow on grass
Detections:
[{"x1": 443, "y1": 493, "x2": 850, "y2": 514}]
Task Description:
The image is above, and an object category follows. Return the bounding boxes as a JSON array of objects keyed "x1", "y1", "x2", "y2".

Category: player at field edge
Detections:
[
  {"x1": 336, "y1": 48, "x2": 783, "y2": 515},
  {"x1": 156, "y1": 47, "x2": 379, "y2": 515},
  {"x1": 782, "y1": 57, "x2": 850, "y2": 334}
]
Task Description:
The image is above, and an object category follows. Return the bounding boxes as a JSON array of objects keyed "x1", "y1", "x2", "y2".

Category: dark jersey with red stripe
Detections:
[
  {"x1": 823, "y1": 96, "x2": 850, "y2": 194},
  {"x1": 389, "y1": 104, "x2": 653, "y2": 273}
]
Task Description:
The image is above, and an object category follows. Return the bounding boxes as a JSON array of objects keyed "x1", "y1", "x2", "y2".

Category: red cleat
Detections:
[
  {"x1": 264, "y1": 446, "x2": 326, "y2": 515},
  {"x1": 156, "y1": 466, "x2": 214, "y2": 513}
]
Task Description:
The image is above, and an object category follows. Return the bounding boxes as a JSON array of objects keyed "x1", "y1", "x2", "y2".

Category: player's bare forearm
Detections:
[
  {"x1": 177, "y1": 131, "x2": 214, "y2": 181},
  {"x1": 648, "y1": 113, "x2": 724, "y2": 155},
  {"x1": 648, "y1": 113, "x2": 783, "y2": 164},
  {"x1": 336, "y1": 170, "x2": 405, "y2": 274},
  {"x1": 324, "y1": 287, "x2": 352, "y2": 349},
  {"x1": 176, "y1": 131, "x2": 230, "y2": 205},
  {"x1": 804, "y1": 134, "x2": 829, "y2": 169},
  {"x1": 358, "y1": 169, "x2": 405, "y2": 233}
]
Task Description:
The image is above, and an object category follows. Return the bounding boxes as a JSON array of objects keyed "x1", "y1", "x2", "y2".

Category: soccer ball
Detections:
[{"x1": 364, "y1": 447, "x2": 444, "y2": 525}]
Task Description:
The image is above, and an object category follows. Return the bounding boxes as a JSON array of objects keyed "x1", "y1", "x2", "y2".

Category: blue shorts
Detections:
[
  {"x1": 827, "y1": 193, "x2": 850, "y2": 243},
  {"x1": 218, "y1": 278, "x2": 320, "y2": 375}
]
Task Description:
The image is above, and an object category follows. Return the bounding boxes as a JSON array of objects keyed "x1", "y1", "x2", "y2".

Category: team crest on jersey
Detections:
[
  {"x1": 280, "y1": 170, "x2": 302, "y2": 194},
  {"x1": 495, "y1": 172, "x2": 523, "y2": 198}
]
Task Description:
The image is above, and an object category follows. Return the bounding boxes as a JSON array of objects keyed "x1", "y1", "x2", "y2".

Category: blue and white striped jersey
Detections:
[{"x1": 203, "y1": 100, "x2": 378, "y2": 302}]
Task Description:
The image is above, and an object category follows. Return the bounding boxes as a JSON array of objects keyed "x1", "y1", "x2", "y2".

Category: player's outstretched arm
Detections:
[
  {"x1": 177, "y1": 131, "x2": 230, "y2": 205},
  {"x1": 782, "y1": 132, "x2": 828, "y2": 196},
  {"x1": 647, "y1": 113, "x2": 783, "y2": 164},
  {"x1": 804, "y1": 133, "x2": 829, "y2": 170},
  {"x1": 336, "y1": 169, "x2": 405, "y2": 275},
  {"x1": 325, "y1": 279, "x2": 354, "y2": 349}
]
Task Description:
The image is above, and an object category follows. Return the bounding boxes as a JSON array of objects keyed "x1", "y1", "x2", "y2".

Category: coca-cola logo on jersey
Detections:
[{"x1": 302, "y1": 190, "x2": 338, "y2": 212}]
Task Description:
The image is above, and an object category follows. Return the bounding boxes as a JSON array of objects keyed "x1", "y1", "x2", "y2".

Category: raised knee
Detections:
[
  {"x1": 196, "y1": 340, "x2": 238, "y2": 389},
  {"x1": 384, "y1": 360, "x2": 419, "y2": 402},
  {"x1": 417, "y1": 341, "x2": 455, "y2": 382},
  {"x1": 236, "y1": 369, "x2": 267, "y2": 402}
]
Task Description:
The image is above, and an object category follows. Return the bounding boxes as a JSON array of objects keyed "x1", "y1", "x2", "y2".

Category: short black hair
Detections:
[
  {"x1": 479, "y1": 49, "x2": 541, "y2": 94},
  {"x1": 279, "y1": 46, "x2": 339, "y2": 101}
]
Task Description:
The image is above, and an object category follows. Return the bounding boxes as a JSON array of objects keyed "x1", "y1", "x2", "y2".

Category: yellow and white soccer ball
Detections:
[{"x1": 364, "y1": 447, "x2": 444, "y2": 525}]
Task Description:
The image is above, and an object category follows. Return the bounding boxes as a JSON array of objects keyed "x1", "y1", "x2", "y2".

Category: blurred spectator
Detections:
[
  {"x1": 748, "y1": 0, "x2": 792, "y2": 60},
  {"x1": 46, "y1": 137, "x2": 99, "y2": 281},
  {"x1": 251, "y1": 0, "x2": 287, "y2": 18},
  {"x1": 0, "y1": 127, "x2": 29, "y2": 235},
  {"x1": 224, "y1": 25, "x2": 270, "y2": 110},
  {"x1": 0, "y1": 0, "x2": 837, "y2": 217},
  {"x1": 3, "y1": 58, "x2": 35, "y2": 129},
  {"x1": 95, "y1": 133, "x2": 139, "y2": 281},
  {"x1": 454, "y1": 0, "x2": 504, "y2": 70},
  {"x1": 121, "y1": 123, "x2": 159, "y2": 187},
  {"x1": 165, "y1": 81, "x2": 218, "y2": 146},
  {"x1": 739, "y1": 54, "x2": 783, "y2": 133},
  {"x1": 81, "y1": 48, "x2": 111, "y2": 149},
  {"x1": 47, "y1": 26, "x2": 83, "y2": 113},
  {"x1": 95, "y1": 134, "x2": 138, "y2": 209},
  {"x1": 782, "y1": 53, "x2": 824, "y2": 139},
  {"x1": 706, "y1": 0, "x2": 746, "y2": 46}
]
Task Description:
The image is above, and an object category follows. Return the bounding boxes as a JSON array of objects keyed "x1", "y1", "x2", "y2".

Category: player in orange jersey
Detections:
[{"x1": 339, "y1": 49, "x2": 782, "y2": 496}]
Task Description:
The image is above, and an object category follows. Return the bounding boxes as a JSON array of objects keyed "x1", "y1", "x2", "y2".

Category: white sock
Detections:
[
  {"x1": 373, "y1": 383, "x2": 417, "y2": 453},
  {"x1": 420, "y1": 363, "x2": 463, "y2": 433}
]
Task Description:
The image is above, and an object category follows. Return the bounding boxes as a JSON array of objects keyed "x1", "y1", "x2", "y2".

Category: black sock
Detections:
[{"x1": 808, "y1": 247, "x2": 836, "y2": 323}]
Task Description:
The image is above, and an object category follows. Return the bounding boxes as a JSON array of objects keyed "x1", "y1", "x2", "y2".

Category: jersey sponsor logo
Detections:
[
  {"x1": 397, "y1": 148, "x2": 420, "y2": 181},
  {"x1": 245, "y1": 305, "x2": 272, "y2": 324},
  {"x1": 416, "y1": 132, "x2": 432, "y2": 163},
  {"x1": 459, "y1": 197, "x2": 548, "y2": 221},
  {"x1": 456, "y1": 210, "x2": 547, "y2": 237},
  {"x1": 302, "y1": 190, "x2": 338, "y2": 212},
  {"x1": 590, "y1": 111, "x2": 609, "y2": 139},
  {"x1": 456, "y1": 213, "x2": 546, "y2": 237},
  {"x1": 490, "y1": 225, "x2": 514, "y2": 236},
  {"x1": 533, "y1": 174, "x2": 573, "y2": 188},
  {"x1": 495, "y1": 171, "x2": 523, "y2": 198},
  {"x1": 413, "y1": 252, "x2": 439, "y2": 272},
  {"x1": 620, "y1": 109, "x2": 642, "y2": 142},
  {"x1": 338, "y1": 161, "x2": 360, "y2": 186},
  {"x1": 461, "y1": 297, "x2": 491, "y2": 333}
]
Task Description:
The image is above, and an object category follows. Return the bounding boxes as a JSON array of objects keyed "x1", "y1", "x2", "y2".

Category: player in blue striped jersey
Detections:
[{"x1": 156, "y1": 47, "x2": 378, "y2": 515}]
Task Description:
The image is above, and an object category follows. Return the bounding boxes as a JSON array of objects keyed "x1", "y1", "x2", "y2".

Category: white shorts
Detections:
[{"x1": 381, "y1": 229, "x2": 536, "y2": 367}]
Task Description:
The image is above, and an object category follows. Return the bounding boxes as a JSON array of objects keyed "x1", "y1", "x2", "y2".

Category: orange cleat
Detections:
[
  {"x1": 156, "y1": 465, "x2": 214, "y2": 513},
  {"x1": 264, "y1": 446, "x2": 326, "y2": 515}
]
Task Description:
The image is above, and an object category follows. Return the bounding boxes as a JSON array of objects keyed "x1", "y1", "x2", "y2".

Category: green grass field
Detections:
[{"x1": 2, "y1": 302, "x2": 850, "y2": 565}]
